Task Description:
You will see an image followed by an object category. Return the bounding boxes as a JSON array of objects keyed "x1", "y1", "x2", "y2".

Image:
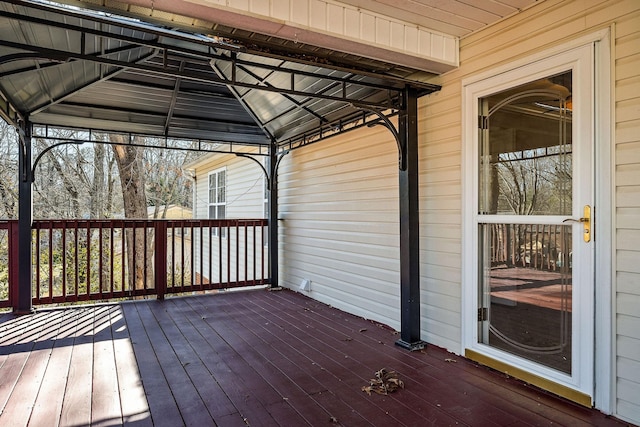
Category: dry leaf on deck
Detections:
[{"x1": 361, "y1": 368, "x2": 404, "y2": 396}]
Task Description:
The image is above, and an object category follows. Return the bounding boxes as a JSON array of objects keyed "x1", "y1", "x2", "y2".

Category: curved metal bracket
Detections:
[
  {"x1": 360, "y1": 108, "x2": 405, "y2": 171},
  {"x1": 32, "y1": 140, "x2": 85, "y2": 181},
  {"x1": 236, "y1": 149, "x2": 289, "y2": 191},
  {"x1": 273, "y1": 150, "x2": 290, "y2": 182},
  {"x1": 235, "y1": 153, "x2": 268, "y2": 178},
  {"x1": 16, "y1": 118, "x2": 31, "y2": 182}
]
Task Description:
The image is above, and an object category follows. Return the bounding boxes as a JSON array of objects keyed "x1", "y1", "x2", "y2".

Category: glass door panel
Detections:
[
  {"x1": 479, "y1": 223, "x2": 572, "y2": 373},
  {"x1": 477, "y1": 71, "x2": 575, "y2": 374}
]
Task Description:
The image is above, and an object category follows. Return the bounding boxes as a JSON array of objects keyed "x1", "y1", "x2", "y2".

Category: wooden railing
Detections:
[
  {"x1": 487, "y1": 223, "x2": 572, "y2": 271},
  {"x1": 0, "y1": 221, "x2": 17, "y2": 308},
  {"x1": 0, "y1": 219, "x2": 268, "y2": 308}
]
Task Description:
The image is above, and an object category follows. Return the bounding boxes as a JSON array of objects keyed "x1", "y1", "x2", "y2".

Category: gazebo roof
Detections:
[{"x1": 0, "y1": 0, "x2": 440, "y2": 153}]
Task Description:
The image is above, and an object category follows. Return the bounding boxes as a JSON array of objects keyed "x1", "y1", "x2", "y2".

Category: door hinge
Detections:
[
  {"x1": 478, "y1": 307, "x2": 488, "y2": 322},
  {"x1": 478, "y1": 115, "x2": 488, "y2": 130}
]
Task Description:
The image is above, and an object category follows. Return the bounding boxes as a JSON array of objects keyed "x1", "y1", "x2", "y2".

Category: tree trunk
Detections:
[
  {"x1": 90, "y1": 143, "x2": 106, "y2": 218},
  {"x1": 110, "y1": 135, "x2": 150, "y2": 291}
]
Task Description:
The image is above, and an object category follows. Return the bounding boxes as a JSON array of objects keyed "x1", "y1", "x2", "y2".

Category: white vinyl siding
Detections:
[
  {"x1": 278, "y1": 127, "x2": 402, "y2": 329},
  {"x1": 420, "y1": 0, "x2": 639, "y2": 422},
  {"x1": 419, "y1": 86, "x2": 463, "y2": 351},
  {"x1": 195, "y1": 156, "x2": 266, "y2": 220},
  {"x1": 192, "y1": 156, "x2": 268, "y2": 286},
  {"x1": 614, "y1": 6, "x2": 640, "y2": 423}
]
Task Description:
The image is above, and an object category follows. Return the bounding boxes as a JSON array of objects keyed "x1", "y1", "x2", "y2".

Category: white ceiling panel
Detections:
[{"x1": 336, "y1": 0, "x2": 540, "y2": 37}]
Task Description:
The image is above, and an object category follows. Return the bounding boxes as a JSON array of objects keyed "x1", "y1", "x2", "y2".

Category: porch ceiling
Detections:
[{"x1": 0, "y1": 0, "x2": 442, "y2": 153}]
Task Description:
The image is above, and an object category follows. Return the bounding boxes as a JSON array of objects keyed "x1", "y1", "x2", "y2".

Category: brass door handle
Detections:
[{"x1": 562, "y1": 205, "x2": 591, "y2": 242}]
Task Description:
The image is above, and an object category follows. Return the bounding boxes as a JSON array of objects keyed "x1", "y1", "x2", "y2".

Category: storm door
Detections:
[{"x1": 467, "y1": 45, "x2": 595, "y2": 401}]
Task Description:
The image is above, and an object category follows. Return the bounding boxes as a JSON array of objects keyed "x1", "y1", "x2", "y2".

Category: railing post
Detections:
[
  {"x1": 9, "y1": 221, "x2": 19, "y2": 308},
  {"x1": 155, "y1": 221, "x2": 167, "y2": 300}
]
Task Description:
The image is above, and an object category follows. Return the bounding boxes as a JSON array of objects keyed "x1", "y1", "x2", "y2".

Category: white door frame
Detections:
[{"x1": 461, "y1": 30, "x2": 612, "y2": 411}]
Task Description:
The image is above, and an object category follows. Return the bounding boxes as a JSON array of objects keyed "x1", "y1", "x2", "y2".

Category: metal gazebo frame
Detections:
[{"x1": 0, "y1": 0, "x2": 441, "y2": 350}]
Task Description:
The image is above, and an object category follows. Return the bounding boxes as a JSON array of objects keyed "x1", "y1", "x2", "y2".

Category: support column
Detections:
[
  {"x1": 267, "y1": 141, "x2": 279, "y2": 288},
  {"x1": 396, "y1": 86, "x2": 424, "y2": 350},
  {"x1": 16, "y1": 119, "x2": 34, "y2": 314}
]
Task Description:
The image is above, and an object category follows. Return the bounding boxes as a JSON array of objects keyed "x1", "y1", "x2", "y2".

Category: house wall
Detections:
[
  {"x1": 613, "y1": 4, "x2": 640, "y2": 422},
  {"x1": 278, "y1": 127, "x2": 402, "y2": 329},
  {"x1": 277, "y1": 0, "x2": 640, "y2": 423},
  {"x1": 192, "y1": 154, "x2": 266, "y2": 219},
  {"x1": 191, "y1": 154, "x2": 268, "y2": 284}
]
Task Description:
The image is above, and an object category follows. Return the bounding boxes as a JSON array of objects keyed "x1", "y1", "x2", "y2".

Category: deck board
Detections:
[
  {"x1": 92, "y1": 306, "x2": 124, "y2": 427},
  {"x1": 59, "y1": 309, "x2": 98, "y2": 427},
  {"x1": 0, "y1": 289, "x2": 633, "y2": 427},
  {"x1": 111, "y1": 306, "x2": 153, "y2": 427},
  {"x1": 1, "y1": 311, "x2": 63, "y2": 427},
  {"x1": 28, "y1": 311, "x2": 76, "y2": 427},
  {"x1": 121, "y1": 302, "x2": 185, "y2": 427}
]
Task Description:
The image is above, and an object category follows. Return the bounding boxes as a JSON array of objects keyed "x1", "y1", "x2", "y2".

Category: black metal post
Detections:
[
  {"x1": 268, "y1": 141, "x2": 279, "y2": 288},
  {"x1": 16, "y1": 118, "x2": 34, "y2": 314},
  {"x1": 395, "y1": 86, "x2": 424, "y2": 350}
]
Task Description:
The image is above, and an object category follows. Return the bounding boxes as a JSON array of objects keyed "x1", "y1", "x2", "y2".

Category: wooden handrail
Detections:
[{"x1": 1, "y1": 218, "x2": 268, "y2": 308}]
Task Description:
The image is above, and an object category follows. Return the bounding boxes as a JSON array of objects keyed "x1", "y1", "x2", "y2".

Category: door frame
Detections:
[{"x1": 461, "y1": 30, "x2": 612, "y2": 410}]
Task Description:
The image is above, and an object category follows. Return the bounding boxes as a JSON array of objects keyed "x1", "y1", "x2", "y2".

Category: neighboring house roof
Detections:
[{"x1": 147, "y1": 205, "x2": 192, "y2": 219}]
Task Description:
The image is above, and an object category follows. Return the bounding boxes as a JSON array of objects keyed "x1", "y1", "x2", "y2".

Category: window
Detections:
[{"x1": 208, "y1": 168, "x2": 226, "y2": 237}]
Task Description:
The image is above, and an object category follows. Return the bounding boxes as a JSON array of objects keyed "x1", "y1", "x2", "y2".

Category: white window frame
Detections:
[{"x1": 208, "y1": 167, "x2": 227, "y2": 237}]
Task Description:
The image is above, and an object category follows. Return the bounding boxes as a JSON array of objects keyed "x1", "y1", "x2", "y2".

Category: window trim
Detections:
[{"x1": 208, "y1": 167, "x2": 227, "y2": 237}]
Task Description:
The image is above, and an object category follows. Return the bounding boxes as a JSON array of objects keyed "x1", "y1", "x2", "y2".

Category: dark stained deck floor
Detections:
[{"x1": 0, "y1": 288, "x2": 632, "y2": 426}]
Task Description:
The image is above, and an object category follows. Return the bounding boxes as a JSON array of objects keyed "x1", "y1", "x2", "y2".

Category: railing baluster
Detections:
[
  {"x1": 98, "y1": 222, "x2": 103, "y2": 298},
  {"x1": 155, "y1": 221, "x2": 167, "y2": 301},
  {"x1": 61, "y1": 223, "x2": 67, "y2": 300},
  {"x1": 235, "y1": 221, "x2": 239, "y2": 286},
  {"x1": 143, "y1": 222, "x2": 148, "y2": 291},
  {"x1": 9, "y1": 221, "x2": 19, "y2": 308},
  {"x1": 35, "y1": 227, "x2": 41, "y2": 301},
  {"x1": 16, "y1": 218, "x2": 266, "y2": 306},
  {"x1": 121, "y1": 221, "x2": 126, "y2": 295},
  {"x1": 252, "y1": 222, "x2": 256, "y2": 285},
  {"x1": 244, "y1": 221, "x2": 248, "y2": 285},
  {"x1": 48, "y1": 222, "x2": 53, "y2": 301},
  {"x1": 86, "y1": 221, "x2": 91, "y2": 298},
  {"x1": 208, "y1": 222, "x2": 213, "y2": 289},
  {"x1": 74, "y1": 221, "x2": 79, "y2": 300},
  {"x1": 170, "y1": 221, "x2": 175, "y2": 291},
  {"x1": 110, "y1": 224, "x2": 115, "y2": 295},
  {"x1": 219, "y1": 222, "x2": 223, "y2": 286},
  {"x1": 198, "y1": 222, "x2": 203, "y2": 290}
]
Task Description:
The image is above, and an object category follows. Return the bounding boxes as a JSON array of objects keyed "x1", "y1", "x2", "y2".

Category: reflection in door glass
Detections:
[
  {"x1": 479, "y1": 223, "x2": 572, "y2": 374},
  {"x1": 477, "y1": 71, "x2": 573, "y2": 374},
  {"x1": 479, "y1": 72, "x2": 572, "y2": 216}
]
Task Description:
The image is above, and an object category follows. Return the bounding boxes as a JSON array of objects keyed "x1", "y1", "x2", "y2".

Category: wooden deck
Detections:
[{"x1": 0, "y1": 289, "x2": 631, "y2": 426}]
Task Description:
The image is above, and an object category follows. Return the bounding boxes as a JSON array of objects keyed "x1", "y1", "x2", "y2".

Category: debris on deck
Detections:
[{"x1": 361, "y1": 369, "x2": 404, "y2": 396}]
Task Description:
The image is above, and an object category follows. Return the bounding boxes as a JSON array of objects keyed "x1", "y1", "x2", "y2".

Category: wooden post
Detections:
[{"x1": 155, "y1": 221, "x2": 167, "y2": 300}]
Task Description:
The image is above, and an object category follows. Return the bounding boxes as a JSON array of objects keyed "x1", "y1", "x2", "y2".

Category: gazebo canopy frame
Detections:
[{"x1": 0, "y1": 0, "x2": 441, "y2": 350}]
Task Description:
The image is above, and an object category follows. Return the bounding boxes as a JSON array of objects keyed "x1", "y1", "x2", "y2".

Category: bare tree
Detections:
[
  {"x1": 0, "y1": 120, "x2": 18, "y2": 218},
  {"x1": 110, "y1": 135, "x2": 150, "y2": 291},
  {"x1": 145, "y1": 145, "x2": 195, "y2": 218}
]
